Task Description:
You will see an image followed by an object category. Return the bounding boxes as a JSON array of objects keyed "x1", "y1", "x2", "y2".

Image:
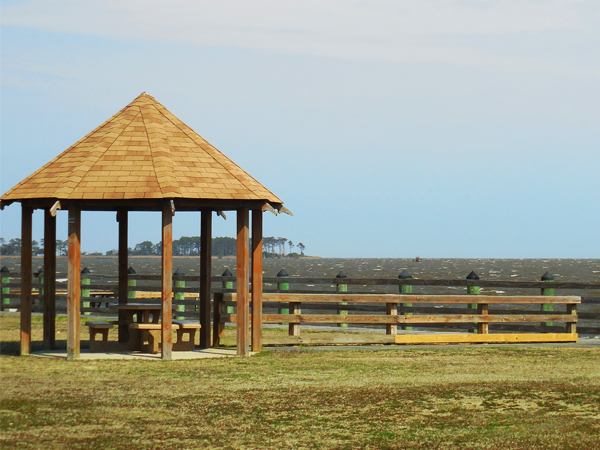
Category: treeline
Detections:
[
  {"x1": 121, "y1": 236, "x2": 306, "y2": 257},
  {"x1": 1, "y1": 236, "x2": 306, "y2": 258}
]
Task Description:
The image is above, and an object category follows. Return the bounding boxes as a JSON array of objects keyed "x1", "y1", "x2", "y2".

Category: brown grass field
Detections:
[{"x1": 1, "y1": 314, "x2": 599, "y2": 449}]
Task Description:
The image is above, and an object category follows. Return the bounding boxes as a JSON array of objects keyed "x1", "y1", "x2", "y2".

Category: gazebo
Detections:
[{"x1": 1, "y1": 92, "x2": 289, "y2": 359}]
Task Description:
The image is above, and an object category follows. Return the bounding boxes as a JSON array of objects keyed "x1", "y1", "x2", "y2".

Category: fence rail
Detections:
[{"x1": 2, "y1": 269, "x2": 600, "y2": 340}]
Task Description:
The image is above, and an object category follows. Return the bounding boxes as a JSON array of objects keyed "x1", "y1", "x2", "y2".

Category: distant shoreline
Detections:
[{"x1": 0, "y1": 255, "x2": 322, "y2": 260}]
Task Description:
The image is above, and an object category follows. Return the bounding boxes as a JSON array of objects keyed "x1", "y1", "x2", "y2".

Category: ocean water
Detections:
[{"x1": 3, "y1": 256, "x2": 599, "y2": 295}]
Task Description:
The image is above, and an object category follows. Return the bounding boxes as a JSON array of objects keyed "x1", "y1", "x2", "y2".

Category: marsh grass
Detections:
[{"x1": 1, "y1": 315, "x2": 599, "y2": 449}]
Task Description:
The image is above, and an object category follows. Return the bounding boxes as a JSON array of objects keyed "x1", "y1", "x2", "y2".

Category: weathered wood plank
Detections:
[
  {"x1": 236, "y1": 207, "x2": 250, "y2": 356},
  {"x1": 395, "y1": 333, "x2": 578, "y2": 344},
  {"x1": 43, "y1": 208, "x2": 56, "y2": 350},
  {"x1": 251, "y1": 209, "x2": 263, "y2": 351},
  {"x1": 20, "y1": 206, "x2": 33, "y2": 356},
  {"x1": 67, "y1": 207, "x2": 81, "y2": 360},
  {"x1": 117, "y1": 209, "x2": 129, "y2": 343},
  {"x1": 258, "y1": 277, "x2": 600, "y2": 289},
  {"x1": 220, "y1": 334, "x2": 396, "y2": 346},
  {"x1": 225, "y1": 313, "x2": 577, "y2": 324},
  {"x1": 566, "y1": 304, "x2": 577, "y2": 333},
  {"x1": 478, "y1": 303, "x2": 489, "y2": 334},
  {"x1": 161, "y1": 204, "x2": 173, "y2": 360},
  {"x1": 200, "y1": 209, "x2": 212, "y2": 347},
  {"x1": 226, "y1": 293, "x2": 581, "y2": 305}
]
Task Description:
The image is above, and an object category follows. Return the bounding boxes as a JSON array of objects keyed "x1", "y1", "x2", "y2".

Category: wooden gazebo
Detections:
[{"x1": 1, "y1": 92, "x2": 288, "y2": 359}]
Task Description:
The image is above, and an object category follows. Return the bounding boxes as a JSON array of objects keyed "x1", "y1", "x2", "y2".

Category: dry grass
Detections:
[{"x1": 1, "y1": 314, "x2": 600, "y2": 449}]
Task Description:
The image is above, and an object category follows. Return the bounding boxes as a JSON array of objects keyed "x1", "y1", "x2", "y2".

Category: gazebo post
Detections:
[
  {"x1": 43, "y1": 208, "x2": 57, "y2": 349},
  {"x1": 161, "y1": 203, "x2": 173, "y2": 360},
  {"x1": 251, "y1": 209, "x2": 263, "y2": 352},
  {"x1": 67, "y1": 207, "x2": 81, "y2": 360},
  {"x1": 200, "y1": 209, "x2": 212, "y2": 347},
  {"x1": 236, "y1": 207, "x2": 250, "y2": 356},
  {"x1": 20, "y1": 205, "x2": 33, "y2": 356},
  {"x1": 117, "y1": 210, "x2": 129, "y2": 343}
]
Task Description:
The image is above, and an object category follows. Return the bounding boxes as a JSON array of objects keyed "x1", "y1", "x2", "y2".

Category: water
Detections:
[
  {"x1": 3, "y1": 256, "x2": 599, "y2": 281},
  {"x1": 3, "y1": 256, "x2": 599, "y2": 296}
]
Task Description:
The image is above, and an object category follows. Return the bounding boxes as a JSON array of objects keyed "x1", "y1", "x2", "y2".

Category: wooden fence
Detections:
[
  {"x1": 1, "y1": 268, "x2": 599, "y2": 345},
  {"x1": 213, "y1": 292, "x2": 581, "y2": 346}
]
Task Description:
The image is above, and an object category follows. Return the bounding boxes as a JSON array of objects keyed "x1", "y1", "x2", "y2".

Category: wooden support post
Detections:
[
  {"x1": 566, "y1": 304, "x2": 577, "y2": 333},
  {"x1": 466, "y1": 271, "x2": 480, "y2": 334},
  {"x1": 161, "y1": 204, "x2": 173, "y2": 360},
  {"x1": 43, "y1": 209, "x2": 56, "y2": 349},
  {"x1": 541, "y1": 271, "x2": 555, "y2": 327},
  {"x1": 20, "y1": 206, "x2": 33, "y2": 356},
  {"x1": 174, "y1": 268, "x2": 186, "y2": 320},
  {"x1": 386, "y1": 302, "x2": 397, "y2": 335},
  {"x1": 477, "y1": 303, "x2": 489, "y2": 334},
  {"x1": 200, "y1": 210, "x2": 212, "y2": 348},
  {"x1": 236, "y1": 207, "x2": 250, "y2": 356},
  {"x1": 277, "y1": 270, "x2": 289, "y2": 322},
  {"x1": 118, "y1": 210, "x2": 129, "y2": 343},
  {"x1": 222, "y1": 269, "x2": 234, "y2": 314},
  {"x1": 81, "y1": 268, "x2": 91, "y2": 315},
  {"x1": 67, "y1": 207, "x2": 81, "y2": 360},
  {"x1": 212, "y1": 293, "x2": 225, "y2": 347},
  {"x1": 37, "y1": 267, "x2": 44, "y2": 307},
  {"x1": 336, "y1": 271, "x2": 348, "y2": 328},
  {"x1": 127, "y1": 267, "x2": 137, "y2": 300},
  {"x1": 398, "y1": 270, "x2": 413, "y2": 332},
  {"x1": 252, "y1": 209, "x2": 264, "y2": 351},
  {"x1": 1, "y1": 267, "x2": 11, "y2": 310}
]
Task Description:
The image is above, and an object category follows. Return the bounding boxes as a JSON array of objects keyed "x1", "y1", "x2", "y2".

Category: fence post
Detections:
[
  {"x1": 336, "y1": 271, "x2": 348, "y2": 328},
  {"x1": 174, "y1": 268, "x2": 186, "y2": 320},
  {"x1": 541, "y1": 271, "x2": 554, "y2": 327},
  {"x1": 277, "y1": 270, "x2": 289, "y2": 324},
  {"x1": 37, "y1": 267, "x2": 44, "y2": 307},
  {"x1": 467, "y1": 271, "x2": 480, "y2": 333},
  {"x1": 81, "y1": 267, "x2": 91, "y2": 315},
  {"x1": 222, "y1": 269, "x2": 234, "y2": 314},
  {"x1": 127, "y1": 266, "x2": 137, "y2": 300},
  {"x1": 398, "y1": 270, "x2": 413, "y2": 331},
  {"x1": 1, "y1": 267, "x2": 10, "y2": 311},
  {"x1": 212, "y1": 292, "x2": 224, "y2": 347}
]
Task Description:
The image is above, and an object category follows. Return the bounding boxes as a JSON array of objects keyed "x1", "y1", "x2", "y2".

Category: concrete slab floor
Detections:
[{"x1": 32, "y1": 348, "x2": 240, "y2": 360}]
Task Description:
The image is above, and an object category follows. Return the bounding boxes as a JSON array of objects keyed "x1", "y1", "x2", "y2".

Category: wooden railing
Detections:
[
  {"x1": 1, "y1": 269, "x2": 599, "y2": 338},
  {"x1": 213, "y1": 293, "x2": 581, "y2": 346}
]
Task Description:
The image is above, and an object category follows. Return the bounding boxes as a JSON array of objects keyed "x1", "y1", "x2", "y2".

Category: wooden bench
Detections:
[
  {"x1": 173, "y1": 320, "x2": 201, "y2": 351},
  {"x1": 85, "y1": 321, "x2": 115, "y2": 351}
]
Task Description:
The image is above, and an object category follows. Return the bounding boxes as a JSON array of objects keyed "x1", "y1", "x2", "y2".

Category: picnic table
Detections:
[{"x1": 86, "y1": 303, "x2": 200, "y2": 353}]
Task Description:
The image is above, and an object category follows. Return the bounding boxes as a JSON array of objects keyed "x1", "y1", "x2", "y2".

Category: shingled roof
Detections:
[{"x1": 2, "y1": 93, "x2": 283, "y2": 203}]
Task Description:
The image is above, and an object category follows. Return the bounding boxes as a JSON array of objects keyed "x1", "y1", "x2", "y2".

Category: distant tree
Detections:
[
  {"x1": 32, "y1": 240, "x2": 43, "y2": 256},
  {"x1": 1, "y1": 238, "x2": 21, "y2": 255},
  {"x1": 288, "y1": 240, "x2": 294, "y2": 255},
  {"x1": 297, "y1": 242, "x2": 305, "y2": 256},
  {"x1": 133, "y1": 241, "x2": 154, "y2": 256},
  {"x1": 56, "y1": 240, "x2": 68, "y2": 256}
]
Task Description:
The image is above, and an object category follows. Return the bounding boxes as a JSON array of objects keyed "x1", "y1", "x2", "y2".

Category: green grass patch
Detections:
[{"x1": 1, "y1": 314, "x2": 600, "y2": 449}]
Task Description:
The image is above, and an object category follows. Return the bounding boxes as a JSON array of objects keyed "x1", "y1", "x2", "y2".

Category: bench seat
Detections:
[
  {"x1": 128, "y1": 321, "x2": 201, "y2": 352},
  {"x1": 85, "y1": 321, "x2": 114, "y2": 351}
]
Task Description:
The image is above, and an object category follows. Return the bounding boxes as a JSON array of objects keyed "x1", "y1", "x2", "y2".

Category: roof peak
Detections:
[{"x1": 2, "y1": 94, "x2": 283, "y2": 204}]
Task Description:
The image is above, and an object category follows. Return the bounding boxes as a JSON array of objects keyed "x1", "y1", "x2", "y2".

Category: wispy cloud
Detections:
[{"x1": 2, "y1": 0, "x2": 598, "y2": 73}]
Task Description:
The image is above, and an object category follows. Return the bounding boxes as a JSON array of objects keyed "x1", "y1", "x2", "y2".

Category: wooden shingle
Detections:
[{"x1": 2, "y1": 93, "x2": 282, "y2": 203}]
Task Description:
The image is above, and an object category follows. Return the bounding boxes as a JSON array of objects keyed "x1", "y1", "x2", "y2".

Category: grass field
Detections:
[{"x1": 1, "y1": 314, "x2": 600, "y2": 449}]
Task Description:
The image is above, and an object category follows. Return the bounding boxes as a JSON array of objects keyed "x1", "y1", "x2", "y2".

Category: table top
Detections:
[{"x1": 108, "y1": 303, "x2": 162, "y2": 311}]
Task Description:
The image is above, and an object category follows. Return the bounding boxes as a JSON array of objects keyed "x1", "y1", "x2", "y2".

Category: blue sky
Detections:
[{"x1": 1, "y1": 0, "x2": 599, "y2": 258}]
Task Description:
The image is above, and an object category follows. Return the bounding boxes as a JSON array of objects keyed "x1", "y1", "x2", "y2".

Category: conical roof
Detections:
[{"x1": 2, "y1": 93, "x2": 282, "y2": 203}]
